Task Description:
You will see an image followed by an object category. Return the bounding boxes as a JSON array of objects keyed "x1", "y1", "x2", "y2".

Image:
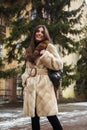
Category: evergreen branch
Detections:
[
  {"x1": 0, "y1": 0, "x2": 29, "y2": 18},
  {"x1": 0, "y1": 68, "x2": 19, "y2": 79}
]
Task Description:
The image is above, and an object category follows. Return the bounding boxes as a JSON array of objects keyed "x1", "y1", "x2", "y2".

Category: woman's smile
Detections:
[{"x1": 35, "y1": 27, "x2": 44, "y2": 42}]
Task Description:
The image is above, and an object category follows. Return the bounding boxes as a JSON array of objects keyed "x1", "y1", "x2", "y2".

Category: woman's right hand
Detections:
[{"x1": 40, "y1": 49, "x2": 45, "y2": 55}]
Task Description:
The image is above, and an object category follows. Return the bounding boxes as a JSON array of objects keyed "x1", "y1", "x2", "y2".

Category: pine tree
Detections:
[
  {"x1": 74, "y1": 25, "x2": 87, "y2": 98},
  {"x1": 0, "y1": 0, "x2": 29, "y2": 78},
  {"x1": 0, "y1": 0, "x2": 85, "y2": 88}
]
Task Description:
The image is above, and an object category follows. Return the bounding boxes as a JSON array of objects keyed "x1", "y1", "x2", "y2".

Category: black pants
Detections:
[{"x1": 31, "y1": 114, "x2": 63, "y2": 130}]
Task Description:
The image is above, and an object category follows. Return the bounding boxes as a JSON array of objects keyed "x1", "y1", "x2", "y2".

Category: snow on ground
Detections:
[
  {"x1": 66, "y1": 102, "x2": 87, "y2": 106},
  {"x1": 0, "y1": 102, "x2": 87, "y2": 130}
]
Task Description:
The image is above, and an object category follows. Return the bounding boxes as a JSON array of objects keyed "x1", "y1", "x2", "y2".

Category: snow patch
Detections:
[{"x1": 0, "y1": 102, "x2": 87, "y2": 129}]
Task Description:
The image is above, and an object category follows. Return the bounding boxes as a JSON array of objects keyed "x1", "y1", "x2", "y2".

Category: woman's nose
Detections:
[{"x1": 38, "y1": 31, "x2": 42, "y2": 35}]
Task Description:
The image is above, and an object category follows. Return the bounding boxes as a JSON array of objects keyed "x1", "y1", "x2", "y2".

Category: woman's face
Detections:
[{"x1": 35, "y1": 27, "x2": 45, "y2": 42}]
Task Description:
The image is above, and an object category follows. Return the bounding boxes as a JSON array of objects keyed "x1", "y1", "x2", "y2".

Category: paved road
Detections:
[{"x1": 0, "y1": 102, "x2": 87, "y2": 130}]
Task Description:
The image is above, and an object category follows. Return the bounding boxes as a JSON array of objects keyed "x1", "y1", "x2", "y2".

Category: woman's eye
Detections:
[
  {"x1": 41, "y1": 31, "x2": 44, "y2": 34},
  {"x1": 36, "y1": 29, "x2": 44, "y2": 34},
  {"x1": 36, "y1": 30, "x2": 39, "y2": 33}
]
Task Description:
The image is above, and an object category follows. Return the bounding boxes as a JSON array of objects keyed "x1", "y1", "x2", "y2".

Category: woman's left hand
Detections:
[{"x1": 40, "y1": 50, "x2": 45, "y2": 55}]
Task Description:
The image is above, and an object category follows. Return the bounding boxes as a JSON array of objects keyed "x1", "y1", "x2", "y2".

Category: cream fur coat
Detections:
[{"x1": 21, "y1": 43, "x2": 63, "y2": 117}]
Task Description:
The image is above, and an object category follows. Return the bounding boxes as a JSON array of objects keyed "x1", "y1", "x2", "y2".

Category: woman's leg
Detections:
[
  {"x1": 31, "y1": 114, "x2": 40, "y2": 130},
  {"x1": 47, "y1": 115, "x2": 63, "y2": 130}
]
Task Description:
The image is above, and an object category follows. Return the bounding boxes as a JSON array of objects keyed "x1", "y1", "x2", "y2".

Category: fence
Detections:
[{"x1": 0, "y1": 89, "x2": 23, "y2": 101}]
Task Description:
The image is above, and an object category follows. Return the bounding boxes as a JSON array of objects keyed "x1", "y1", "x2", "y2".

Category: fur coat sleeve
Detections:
[
  {"x1": 21, "y1": 67, "x2": 29, "y2": 87},
  {"x1": 40, "y1": 43, "x2": 63, "y2": 70}
]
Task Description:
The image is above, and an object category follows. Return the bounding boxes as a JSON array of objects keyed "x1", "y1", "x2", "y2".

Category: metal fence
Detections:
[{"x1": 0, "y1": 89, "x2": 23, "y2": 101}]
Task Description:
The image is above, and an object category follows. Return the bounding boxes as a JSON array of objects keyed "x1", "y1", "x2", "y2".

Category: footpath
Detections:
[{"x1": 0, "y1": 101, "x2": 87, "y2": 130}]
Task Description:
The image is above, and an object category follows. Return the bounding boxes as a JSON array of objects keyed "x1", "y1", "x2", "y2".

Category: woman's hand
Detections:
[{"x1": 40, "y1": 49, "x2": 45, "y2": 55}]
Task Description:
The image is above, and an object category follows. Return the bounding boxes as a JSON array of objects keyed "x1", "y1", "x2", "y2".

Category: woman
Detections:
[{"x1": 22, "y1": 25, "x2": 63, "y2": 130}]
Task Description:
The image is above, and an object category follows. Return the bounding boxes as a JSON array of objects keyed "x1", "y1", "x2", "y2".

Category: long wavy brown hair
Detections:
[{"x1": 25, "y1": 25, "x2": 51, "y2": 63}]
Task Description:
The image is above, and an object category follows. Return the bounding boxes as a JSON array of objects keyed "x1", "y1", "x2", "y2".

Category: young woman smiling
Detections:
[{"x1": 22, "y1": 25, "x2": 63, "y2": 130}]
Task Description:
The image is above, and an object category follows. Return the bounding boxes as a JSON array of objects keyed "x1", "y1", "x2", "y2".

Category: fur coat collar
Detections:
[{"x1": 27, "y1": 40, "x2": 50, "y2": 63}]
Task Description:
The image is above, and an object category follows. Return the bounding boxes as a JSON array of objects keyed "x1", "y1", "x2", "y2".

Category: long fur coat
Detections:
[{"x1": 21, "y1": 41, "x2": 63, "y2": 117}]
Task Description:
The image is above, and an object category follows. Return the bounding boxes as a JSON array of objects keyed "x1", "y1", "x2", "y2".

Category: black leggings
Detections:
[{"x1": 31, "y1": 114, "x2": 63, "y2": 130}]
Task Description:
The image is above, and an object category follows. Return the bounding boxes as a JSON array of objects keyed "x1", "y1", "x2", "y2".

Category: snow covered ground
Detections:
[{"x1": 0, "y1": 102, "x2": 87, "y2": 130}]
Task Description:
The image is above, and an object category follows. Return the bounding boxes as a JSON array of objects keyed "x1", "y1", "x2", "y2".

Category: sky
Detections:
[{"x1": 85, "y1": 0, "x2": 87, "y2": 4}]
